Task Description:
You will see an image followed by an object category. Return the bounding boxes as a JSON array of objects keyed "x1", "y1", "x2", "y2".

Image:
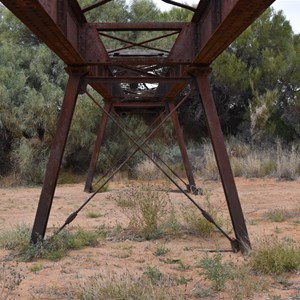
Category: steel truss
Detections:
[{"x1": 1, "y1": 0, "x2": 276, "y2": 252}]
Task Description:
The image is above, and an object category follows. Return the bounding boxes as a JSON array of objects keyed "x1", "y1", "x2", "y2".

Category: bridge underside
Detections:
[{"x1": 1, "y1": 0, "x2": 275, "y2": 252}]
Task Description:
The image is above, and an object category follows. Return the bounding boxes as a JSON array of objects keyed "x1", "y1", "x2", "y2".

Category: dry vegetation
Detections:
[{"x1": 0, "y1": 175, "x2": 300, "y2": 299}]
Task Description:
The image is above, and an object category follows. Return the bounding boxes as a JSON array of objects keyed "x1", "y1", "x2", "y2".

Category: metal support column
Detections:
[
  {"x1": 168, "y1": 101, "x2": 196, "y2": 190},
  {"x1": 84, "y1": 102, "x2": 112, "y2": 193},
  {"x1": 31, "y1": 71, "x2": 83, "y2": 243},
  {"x1": 192, "y1": 67, "x2": 250, "y2": 252}
]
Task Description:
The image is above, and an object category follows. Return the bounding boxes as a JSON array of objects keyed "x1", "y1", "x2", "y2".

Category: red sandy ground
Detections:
[{"x1": 0, "y1": 177, "x2": 299, "y2": 299}]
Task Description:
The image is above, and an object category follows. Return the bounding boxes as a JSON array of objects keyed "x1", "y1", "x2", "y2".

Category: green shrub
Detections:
[
  {"x1": 111, "y1": 185, "x2": 172, "y2": 240},
  {"x1": 29, "y1": 263, "x2": 44, "y2": 273},
  {"x1": 0, "y1": 225, "x2": 100, "y2": 261},
  {"x1": 182, "y1": 190, "x2": 222, "y2": 237},
  {"x1": 11, "y1": 138, "x2": 48, "y2": 184},
  {"x1": 197, "y1": 253, "x2": 233, "y2": 291},
  {"x1": 153, "y1": 245, "x2": 170, "y2": 257},
  {"x1": 250, "y1": 238, "x2": 300, "y2": 274},
  {"x1": 91, "y1": 181, "x2": 109, "y2": 193},
  {"x1": 265, "y1": 209, "x2": 292, "y2": 222},
  {"x1": 143, "y1": 266, "x2": 163, "y2": 284},
  {"x1": 57, "y1": 172, "x2": 84, "y2": 184},
  {"x1": 86, "y1": 211, "x2": 101, "y2": 219}
]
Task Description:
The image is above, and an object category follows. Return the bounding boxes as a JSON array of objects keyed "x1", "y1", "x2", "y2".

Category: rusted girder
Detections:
[
  {"x1": 31, "y1": 69, "x2": 85, "y2": 243},
  {"x1": 95, "y1": 22, "x2": 188, "y2": 31},
  {"x1": 84, "y1": 102, "x2": 112, "y2": 193},
  {"x1": 191, "y1": 67, "x2": 250, "y2": 252},
  {"x1": 157, "y1": 0, "x2": 275, "y2": 100}
]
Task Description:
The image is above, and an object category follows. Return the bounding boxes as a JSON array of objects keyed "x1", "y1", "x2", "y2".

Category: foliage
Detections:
[
  {"x1": 1, "y1": 2, "x2": 300, "y2": 184},
  {"x1": 74, "y1": 271, "x2": 181, "y2": 300},
  {"x1": 182, "y1": 190, "x2": 222, "y2": 237},
  {"x1": 249, "y1": 238, "x2": 300, "y2": 274},
  {"x1": 0, "y1": 225, "x2": 100, "y2": 261},
  {"x1": 29, "y1": 263, "x2": 44, "y2": 273},
  {"x1": 153, "y1": 245, "x2": 170, "y2": 257},
  {"x1": 143, "y1": 266, "x2": 163, "y2": 284},
  {"x1": 111, "y1": 185, "x2": 172, "y2": 239},
  {"x1": 86, "y1": 211, "x2": 102, "y2": 219},
  {"x1": 195, "y1": 138, "x2": 300, "y2": 180},
  {"x1": 197, "y1": 254, "x2": 233, "y2": 291},
  {"x1": 264, "y1": 209, "x2": 293, "y2": 222}
]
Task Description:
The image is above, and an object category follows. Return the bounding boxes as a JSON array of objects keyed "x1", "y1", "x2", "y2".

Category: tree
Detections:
[{"x1": 210, "y1": 8, "x2": 300, "y2": 141}]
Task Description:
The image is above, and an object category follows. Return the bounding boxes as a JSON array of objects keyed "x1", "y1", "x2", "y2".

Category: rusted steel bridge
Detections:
[{"x1": 1, "y1": 0, "x2": 275, "y2": 252}]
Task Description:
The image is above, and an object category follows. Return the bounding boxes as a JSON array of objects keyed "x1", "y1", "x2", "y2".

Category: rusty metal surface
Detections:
[
  {"x1": 0, "y1": 0, "x2": 275, "y2": 247},
  {"x1": 193, "y1": 68, "x2": 250, "y2": 252},
  {"x1": 84, "y1": 102, "x2": 112, "y2": 193},
  {"x1": 168, "y1": 102, "x2": 196, "y2": 189},
  {"x1": 31, "y1": 71, "x2": 82, "y2": 243},
  {"x1": 0, "y1": 0, "x2": 275, "y2": 101}
]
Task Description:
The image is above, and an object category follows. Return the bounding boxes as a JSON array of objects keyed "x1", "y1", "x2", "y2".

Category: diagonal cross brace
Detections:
[
  {"x1": 86, "y1": 93, "x2": 236, "y2": 246},
  {"x1": 55, "y1": 91, "x2": 193, "y2": 234},
  {"x1": 85, "y1": 111, "x2": 163, "y2": 192},
  {"x1": 87, "y1": 93, "x2": 194, "y2": 191},
  {"x1": 109, "y1": 108, "x2": 199, "y2": 193}
]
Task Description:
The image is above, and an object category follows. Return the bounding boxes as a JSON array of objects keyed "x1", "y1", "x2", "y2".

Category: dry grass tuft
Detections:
[
  {"x1": 249, "y1": 237, "x2": 300, "y2": 275},
  {"x1": 110, "y1": 185, "x2": 174, "y2": 240},
  {"x1": 73, "y1": 271, "x2": 185, "y2": 300}
]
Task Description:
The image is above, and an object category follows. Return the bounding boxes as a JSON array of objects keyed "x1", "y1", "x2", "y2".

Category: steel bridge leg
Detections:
[
  {"x1": 84, "y1": 102, "x2": 112, "y2": 193},
  {"x1": 192, "y1": 67, "x2": 250, "y2": 252},
  {"x1": 168, "y1": 101, "x2": 196, "y2": 190},
  {"x1": 31, "y1": 72, "x2": 83, "y2": 243}
]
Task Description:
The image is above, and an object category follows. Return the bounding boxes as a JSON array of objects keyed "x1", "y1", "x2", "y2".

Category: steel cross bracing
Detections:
[{"x1": 1, "y1": 0, "x2": 276, "y2": 252}]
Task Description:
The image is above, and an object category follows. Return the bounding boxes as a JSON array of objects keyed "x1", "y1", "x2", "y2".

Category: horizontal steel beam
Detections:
[
  {"x1": 87, "y1": 76, "x2": 190, "y2": 84},
  {"x1": 95, "y1": 22, "x2": 188, "y2": 31},
  {"x1": 112, "y1": 102, "x2": 165, "y2": 108}
]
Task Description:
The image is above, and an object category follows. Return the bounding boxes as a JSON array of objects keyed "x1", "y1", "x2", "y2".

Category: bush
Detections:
[
  {"x1": 264, "y1": 209, "x2": 293, "y2": 222},
  {"x1": 111, "y1": 185, "x2": 173, "y2": 240},
  {"x1": 134, "y1": 159, "x2": 162, "y2": 180},
  {"x1": 194, "y1": 138, "x2": 300, "y2": 180},
  {"x1": 182, "y1": 190, "x2": 223, "y2": 237},
  {"x1": 276, "y1": 141, "x2": 300, "y2": 180},
  {"x1": 197, "y1": 253, "x2": 233, "y2": 291},
  {"x1": 249, "y1": 238, "x2": 300, "y2": 274},
  {"x1": 0, "y1": 225, "x2": 100, "y2": 261},
  {"x1": 11, "y1": 138, "x2": 48, "y2": 184}
]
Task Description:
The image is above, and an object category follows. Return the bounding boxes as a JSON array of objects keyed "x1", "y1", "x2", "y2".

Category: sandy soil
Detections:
[{"x1": 0, "y1": 177, "x2": 299, "y2": 299}]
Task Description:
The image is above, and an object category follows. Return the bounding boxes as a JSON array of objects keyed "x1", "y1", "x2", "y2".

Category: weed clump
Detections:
[
  {"x1": 111, "y1": 185, "x2": 173, "y2": 240},
  {"x1": 0, "y1": 225, "x2": 100, "y2": 261},
  {"x1": 153, "y1": 245, "x2": 170, "y2": 257},
  {"x1": 249, "y1": 238, "x2": 300, "y2": 274},
  {"x1": 75, "y1": 271, "x2": 179, "y2": 300},
  {"x1": 264, "y1": 209, "x2": 293, "y2": 222},
  {"x1": 0, "y1": 262, "x2": 24, "y2": 300},
  {"x1": 182, "y1": 190, "x2": 223, "y2": 237},
  {"x1": 197, "y1": 253, "x2": 233, "y2": 291}
]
